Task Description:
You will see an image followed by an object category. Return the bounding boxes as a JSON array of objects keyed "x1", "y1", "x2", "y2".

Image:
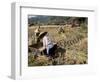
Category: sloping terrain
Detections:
[{"x1": 28, "y1": 25, "x2": 88, "y2": 66}]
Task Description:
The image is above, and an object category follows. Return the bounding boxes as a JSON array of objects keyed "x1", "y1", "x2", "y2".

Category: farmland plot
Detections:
[{"x1": 28, "y1": 25, "x2": 87, "y2": 66}]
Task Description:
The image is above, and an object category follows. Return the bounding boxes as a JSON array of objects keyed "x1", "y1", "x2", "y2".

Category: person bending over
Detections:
[{"x1": 42, "y1": 32, "x2": 54, "y2": 57}]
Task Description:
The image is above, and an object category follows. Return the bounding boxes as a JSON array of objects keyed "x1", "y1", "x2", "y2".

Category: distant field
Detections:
[{"x1": 28, "y1": 25, "x2": 88, "y2": 66}]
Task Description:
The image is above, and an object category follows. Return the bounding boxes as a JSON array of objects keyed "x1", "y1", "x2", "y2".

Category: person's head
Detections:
[
  {"x1": 35, "y1": 28, "x2": 40, "y2": 32},
  {"x1": 38, "y1": 32, "x2": 48, "y2": 39},
  {"x1": 43, "y1": 32, "x2": 48, "y2": 36}
]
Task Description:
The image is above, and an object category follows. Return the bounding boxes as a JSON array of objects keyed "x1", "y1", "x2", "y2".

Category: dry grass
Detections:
[{"x1": 28, "y1": 25, "x2": 88, "y2": 66}]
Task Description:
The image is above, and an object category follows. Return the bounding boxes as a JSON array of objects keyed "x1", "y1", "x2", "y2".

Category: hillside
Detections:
[{"x1": 28, "y1": 15, "x2": 87, "y2": 26}]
